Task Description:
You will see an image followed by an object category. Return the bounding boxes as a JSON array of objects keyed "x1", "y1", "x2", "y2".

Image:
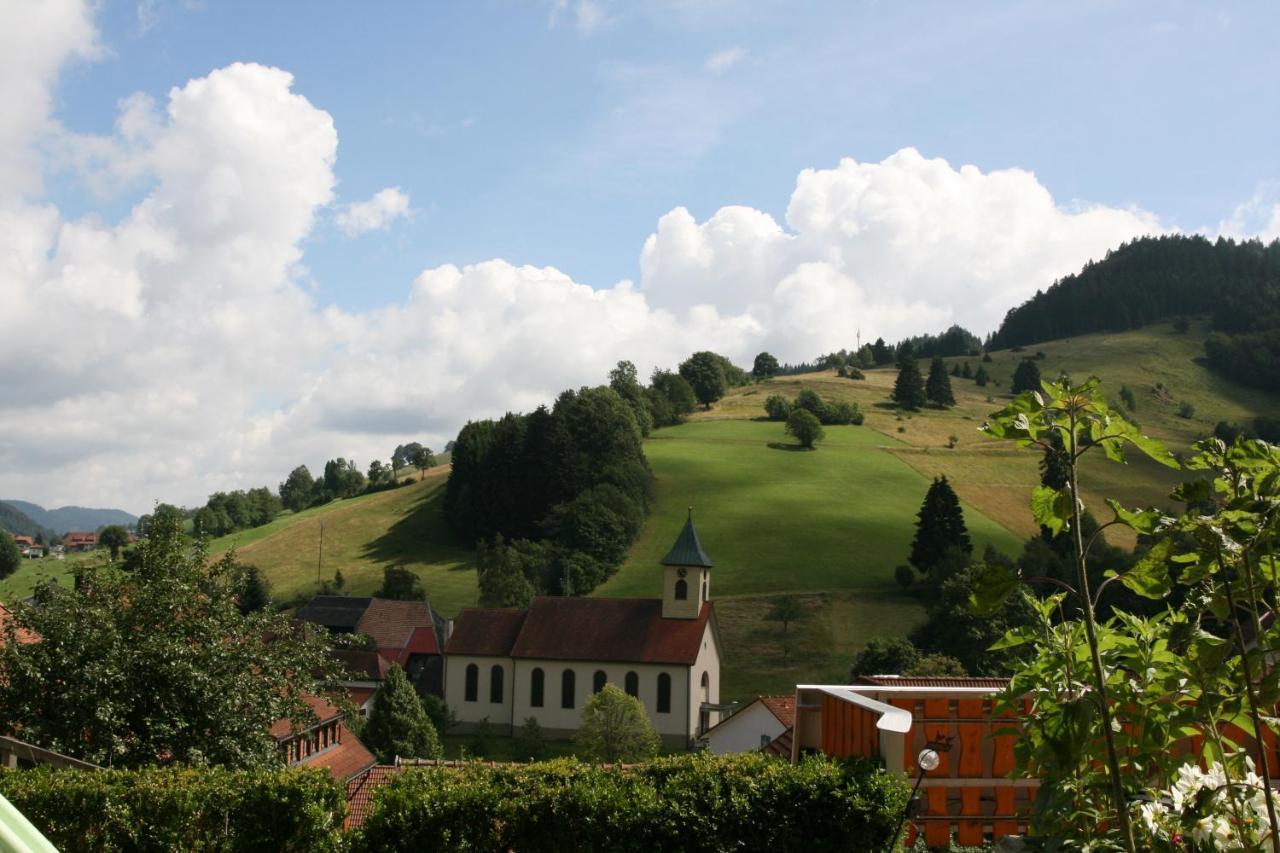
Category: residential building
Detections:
[
  {"x1": 699, "y1": 695, "x2": 794, "y2": 755},
  {"x1": 272, "y1": 694, "x2": 376, "y2": 784},
  {"x1": 444, "y1": 512, "x2": 723, "y2": 748},
  {"x1": 331, "y1": 648, "x2": 393, "y2": 717},
  {"x1": 296, "y1": 594, "x2": 448, "y2": 696},
  {"x1": 61, "y1": 531, "x2": 97, "y2": 552}
]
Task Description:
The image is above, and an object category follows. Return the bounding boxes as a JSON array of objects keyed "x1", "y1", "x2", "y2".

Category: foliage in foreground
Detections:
[
  {"x1": 0, "y1": 766, "x2": 345, "y2": 852},
  {"x1": 574, "y1": 683, "x2": 660, "y2": 763},
  {"x1": 0, "y1": 511, "x2": 337, "y2": 769},
  {"x1": 351, "y1": 753, "x2": 907, "y2": 853}
]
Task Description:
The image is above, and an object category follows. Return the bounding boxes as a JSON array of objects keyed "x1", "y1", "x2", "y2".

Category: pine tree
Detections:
[
  {"x1": 362, "y1": 664, "x2": 442, "y2": 763},
  {"x1": 974, "y1": 364, "x2": 990, "y2": 386},
  {"x1": 950, "y1": 363, "x2": 961, "y2": 377},
  {"x1": 961, "y1": 362, "x2": 973, "y2": 379},
  {"x1": 925, "y1": 356, "x2": 956, "y2": 407},
  {"x1": 908, "y1": 476, "x2": 972, "y2": 575},
  {"x1": 1011, "y1": 358, "x2": 1042, "y2": 395},
  {"x1": 237, "y1": 565, "x2": 271, "y2": 614},
  {"x1": 892, "y1": 344, "x2": 926, "y2": 411}
]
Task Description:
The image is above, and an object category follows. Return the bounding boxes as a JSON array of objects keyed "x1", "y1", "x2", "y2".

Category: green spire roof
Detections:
[{"x1": 660, "y1": 509, "x2": 713, "y2": 568}]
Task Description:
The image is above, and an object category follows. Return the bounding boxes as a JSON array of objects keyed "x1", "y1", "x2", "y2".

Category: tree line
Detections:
[{"x1": 988, "y1": 234, "x2": 1280, "y2": 391}]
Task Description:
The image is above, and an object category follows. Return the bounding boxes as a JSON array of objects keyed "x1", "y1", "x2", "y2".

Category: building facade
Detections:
[{"x1": 444, "y1": 513, "x2": 723, "y2": 748}]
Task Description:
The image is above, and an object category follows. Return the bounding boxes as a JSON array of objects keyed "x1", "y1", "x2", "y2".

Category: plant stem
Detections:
[{"x1": 1068, "y1": 414, "x2": 1136, "y2": 852}]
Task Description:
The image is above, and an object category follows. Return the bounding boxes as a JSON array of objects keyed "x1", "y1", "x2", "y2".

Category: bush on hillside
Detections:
[
  {"x1": 351, "y1": 754, "x2": 907, "y2": 853},
  {"x1": 763, "y1": 394, "x2": 791, "y2": 421},
  {"x1": 0, "y1": 766, "x2": 344, "y2": 852},
  {"x1": 786, "y1": 409, "x2": 825, "y2": 449}
]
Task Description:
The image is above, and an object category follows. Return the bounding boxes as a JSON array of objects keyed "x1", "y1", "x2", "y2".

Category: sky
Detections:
[{"x1": 2, "y1": 0, "x2": 1279, "y2": 514}]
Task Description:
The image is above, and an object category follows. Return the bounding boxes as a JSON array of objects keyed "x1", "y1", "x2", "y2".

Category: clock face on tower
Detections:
[{"x1": 677, "y1": 567, "x2": 687, "y2": 578}]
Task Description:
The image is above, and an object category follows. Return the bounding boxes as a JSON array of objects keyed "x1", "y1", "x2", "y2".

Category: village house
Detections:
[
  {"x1": 699, "y1": 694, "x2": 794, "y2": 756},
  {"x1": 9, "y1": 534, "x2": 43, "y2": 558},
  {"x1": 272, "y1": 694, "x2": 376, "y2": 784},
  {"x1": 443, "y1": 512, "x2": 723, "y2": 748},
  {"x1": 296, "y1": 595, "x2": 448, "y2": 696},
  {"x1": 61, "y1": 531, "x2": 97, "y2": 552}
]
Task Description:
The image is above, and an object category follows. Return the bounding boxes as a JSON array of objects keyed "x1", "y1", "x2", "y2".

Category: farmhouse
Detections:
[
  {"x1": 444, "y1": 512, "x2": 722, "y2": 748},
  {"x1": 61, "y1": 531, "x2": 97, "y2": 552},
  {"x1": 699, "y1": 694, "x2": 794, "y2": 755}
]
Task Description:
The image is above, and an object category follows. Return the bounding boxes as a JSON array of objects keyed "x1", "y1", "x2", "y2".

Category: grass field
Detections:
[{"x1": 597, "y1": 419, "x2": 1021, "y2": 599}]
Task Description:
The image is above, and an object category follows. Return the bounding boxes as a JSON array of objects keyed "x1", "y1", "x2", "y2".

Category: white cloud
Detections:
[
  {"x1": 549, "y1": 0, "x2": 610, "y2": 36},
  {"x1": 704, "y1": 46, "x2": 746, "y2": 74},
  {"x1": 335, "y1": 187, "x2": 412, "y2": 236},
  {"x1": 1218, "y1": 184, "x2": 1280, "y2": 242},
  {"x1": 1, "y1": 4, "x2": 1268, "y2": 515}
]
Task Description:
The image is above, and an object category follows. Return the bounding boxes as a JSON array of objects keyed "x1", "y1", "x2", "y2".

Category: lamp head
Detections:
[{"x1": 917, "y1": 748, "x2": 941, "y2": 772}]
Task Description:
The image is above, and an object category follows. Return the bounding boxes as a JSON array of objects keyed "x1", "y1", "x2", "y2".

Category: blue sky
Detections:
[
  {"x1": 3, "y1": 0, "x2": 1279, "y2": 511},
  {"x1": 55, "y1": 1, "x2": 1280, "y2": 309}
]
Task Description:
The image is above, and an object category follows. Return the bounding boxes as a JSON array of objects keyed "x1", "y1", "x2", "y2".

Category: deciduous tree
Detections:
[
  {"x1": 752, "y1": 351, "x2": 780, "y2": 379},
  {"x1": 679, "y1": 351, "x2": 728, "y2": 409},
  {"x1": 785, "y1": 409, "x2": 824, "y2": 449},
  {"x1": 575, "y1": 684, "x2": 660, "y2": 763},
  {"x1": 0, "y1": 535, "x2": 20, "y2": 580}
]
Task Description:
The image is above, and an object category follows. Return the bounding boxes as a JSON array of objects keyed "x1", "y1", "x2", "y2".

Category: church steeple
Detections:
[{"x1": 660, "y1": 509, "x2": 713, "y2": 619}]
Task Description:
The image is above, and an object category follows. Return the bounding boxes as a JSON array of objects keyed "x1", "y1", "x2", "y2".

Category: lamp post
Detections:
[{"x1": 885, "y1": 740, "x2": 950, "y2": 853}]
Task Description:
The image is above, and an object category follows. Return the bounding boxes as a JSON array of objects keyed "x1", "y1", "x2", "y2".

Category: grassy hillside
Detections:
[{"x1": 597, "y1": 419, "x2": 1020, "y2": 599}]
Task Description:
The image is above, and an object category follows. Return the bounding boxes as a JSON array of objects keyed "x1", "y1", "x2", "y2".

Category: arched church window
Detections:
[
  {"x1": 561, "y1": 669, "x2": 576, "y2": 709},
  {"x1": 625, "y1": 671, "x2": 639, "y2": 697},
  {"x1": 657, "y1": 673, "x2": 671, "y2": 713},
  {"x1": 674, "y1": 579, "x2": 688, "y2": 600},
  {"x1": 490, "y1": 664, "x2": 504, "y2": 703},
  {"x1": 464, "y1": 663, "x2": 478, "y2": 702},
  {"x1": 593, "y1": 670, "x2": 607, "y2": 694},
  {"x1": 530, "y1": 667, "x2": 544, "y2": 707}
]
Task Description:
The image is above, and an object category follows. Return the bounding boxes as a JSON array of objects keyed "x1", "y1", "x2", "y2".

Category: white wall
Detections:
[
  {"x1": 703, "y1": 702, "x2": 787, "y2": 755},
  {"x1": 687, "y1": 621, "x2": 721, "y2": 736},
  {"x1": 510, "y1": 659, "x2": 689, "y2": 739},
  {"x1": 446, "y1": 654, "x2": 514, "y2": 728}
]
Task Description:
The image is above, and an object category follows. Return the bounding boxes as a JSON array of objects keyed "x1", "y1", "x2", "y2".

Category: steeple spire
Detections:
[{"x1": 660, "y1": 508, "x2": 713, "y2": 568}]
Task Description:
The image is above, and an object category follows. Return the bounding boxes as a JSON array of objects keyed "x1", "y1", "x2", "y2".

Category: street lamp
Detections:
[{"x1": 885, "y1": 739, "x2": 951, "y2": 852}]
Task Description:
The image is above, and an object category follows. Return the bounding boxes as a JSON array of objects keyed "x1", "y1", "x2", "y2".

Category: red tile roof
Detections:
[
  {"x1": 270, "y1": 694, "x2": 342, "y2": 739},
  {"x1": 0, "y1": 600, "x2": 37, "y2": 647},
  {"x1": 345, "y1": 687, "x2": 377, "y2": 708},
  {"x1": 62, "y1": 532, "x2": 97, "y2": 546},
  {"x1": 357, "y1": 599, "x2": 440, "y2": 653},
  {"x1": 763, "y1": 729, "x2": 792, "y2": 758},
  {"x1": 851, "y1": 675, "x2": 1010, "y2": 689},
  {"x1": 510, "y1": 598, "x2": 711, "y2": 665},
  {"x1": 11, "y1": 535, "x2": 34, "y2": 547},
  {"x1": 759, "y1": 696, "x2": 796, "y2": 728},
  {"x1": 444, "y1": 608, "x2": 527, "y2": 656},
  {"x1": 345, "y1": 765, "x2": 401, "y2": 829},
  {"x1": 332, "y1": 649, "x2": 394, "y2": 681},
  {"x1": 303, "y1": 721, "x2": 376, "y2": 782}
]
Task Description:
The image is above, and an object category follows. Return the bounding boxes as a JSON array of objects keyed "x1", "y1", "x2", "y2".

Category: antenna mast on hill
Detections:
[{"x1": 857, "y1": 328, "x2": 862, "y2": 350}]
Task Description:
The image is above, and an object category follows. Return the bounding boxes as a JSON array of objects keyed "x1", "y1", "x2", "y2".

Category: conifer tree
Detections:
[
  {"x1": 362, "y1": 663, "x2": 442, "y2": 763},
  {"x1": 950, "y1": 363, "x2": 961, "y2": 377},
  {"x1": 892, "y1": 344, "x2": 926, "y2": 411},
  {"x1": 974, "y1": 364, "x2": 990, "y2": 386},
  {"x1": 961, "y1": 362, "x2": 973, "y2": 379},
  {"x1": 908, "y1": 476, "x2": 971, "y2": 575},
  {"x1": 1012, "y1": 358, "x2": 1043, "y2": 395},
  {"x1": 925, "y1": 356, "x2": 956, "y2": 407}
]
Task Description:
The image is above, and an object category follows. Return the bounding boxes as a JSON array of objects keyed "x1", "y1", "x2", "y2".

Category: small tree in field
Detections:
[
  {"x1": 575, "y1": 684, "x2": 660, "y2": 763},
  {"x1": 378, "y1": 565, "x2": 426, "y2": 601},
  {"x1": 752, "y1": 351, "x2": 779, "y2": 380},
  {"x1": 973, "y1": 363, "x2": 990, "y2": 387},
  {"x1": 1011, "y1": 358, "x2": 1042, "y2": 395},
  {"x1": 99, "y1": 525, "x2": 129, "y2": 561},
  {"x1": 363, "y1": 663, "x2": 442, "y2": 763},
  {"x1": 766, "y1": 595, "x2": 806, "y2": 636},
  {"x1": 908, "y1": 476, "x2": 971, "y2": 576},
  {"x1": 892, "y1": 344, "x2": 926, "y2": 411},
  {"x1": 785, "y1": 409, "x2": 824, "y2": 449},
  {"x1": 926, "y1": 357, "x2": 956, "y2": 407},
  {"x1": 411, "y1": 447, "x2": 436, "y2": 480}
]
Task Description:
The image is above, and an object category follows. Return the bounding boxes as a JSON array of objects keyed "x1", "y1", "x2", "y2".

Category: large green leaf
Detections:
[
  {"x1": 1119, "y1": 539, "x2": 1173, "y2": 600},
  {"x1": 970, "y1": 562, "x2": 1021, "y2": 617},
  {"x1": 1031, "y1": 485, "x2": 1075, "y2": 536}
]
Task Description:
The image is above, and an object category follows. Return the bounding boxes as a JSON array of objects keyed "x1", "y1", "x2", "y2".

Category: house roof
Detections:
[
  {"x1": 759, "y1": 696, "x2": 796, "y2": 728},
  {"x1": 270, "y1": 694, "x2": 343, "y2": 739},
  {"x1": 0, "y1": 599, "x2": 37, "y2": 647},
  {"x1": 345, "y1": 687, "x2": 377, "y2": 708},
  {"x1": 301, "y1": 721, "x2": 376, "y2": 782},
  {"x1": 296, "y1": 596, "x2": 373, "y2": 631},
  {"x1": 444, "y1": 608, "x2": 527, "y2": 657},
  {"x1": 345, "y1": 765, "x2": 401, "y2": 829},
  {"x1": 509, "y1": 597, "x2": 712, "y2": 665},
  {"x1": 63, "y1": 532, "x2": 97, "y2": 544},
  {"x1": 331, "y1": 649, "x2": 394, "y2": 681},
  {"x1": 850, "y1": 675, "x2": 1011, "y2": 689},
  {"x1": 356, "y1": 599, "x2": 440, "y2": 653},
  {"x1": 11, "y1": 535, "x2": 34, "y2": 546},
  {"x1": 660, "y1": 511, "x2": 713, "y2": 568},
  {"x1": 763, "y1": 729, "x2": 793, "y2": 758}
]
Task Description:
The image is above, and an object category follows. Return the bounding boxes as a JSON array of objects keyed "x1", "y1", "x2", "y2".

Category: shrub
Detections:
[
  {"x1": 0, "y1": 766, "x2": 344, "y2": 852},
  {"x1": 1178, "y1": 401, "x2": 1196, "y2": 419},
  {"x1": 893, "y1": 564, "x2": 914, "y2": 590},
  {"x1": 845, "y1": 367, "x2": 865, "y2": 380},
  {"x1": 351, "y1": 754, "x2": 907, "y2": 853},
  {"x1": 823, "y1": 400, "x2": 864, "y2": 426},
  {"x1": 850, "y1": 636, "x2": 919, "y2": 678},
  {"x1": 786, "y1": 409, "x2": 825, "y2": 449},
  {"x1": 763, "y1": 394, "x2": 791, "y2": 421}
]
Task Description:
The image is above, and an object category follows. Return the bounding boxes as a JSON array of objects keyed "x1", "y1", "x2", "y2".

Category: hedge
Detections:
[
  {"x1": 0, "y1": 766, "x2": 344, "y2": 852},
  {"x1": 350, "y1": 753, "x2": 908, "y2": 852}
]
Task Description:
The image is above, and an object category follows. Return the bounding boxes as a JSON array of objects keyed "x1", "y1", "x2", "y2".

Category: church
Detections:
[{"x1": 443, "y1": 512, "x2": 723, "y2": 748}]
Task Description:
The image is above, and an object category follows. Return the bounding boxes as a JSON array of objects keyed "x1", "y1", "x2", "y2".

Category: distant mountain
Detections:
[
  {"x1": 0, "y1": 502, "x2": 57, "y2": 542},
  {"x1": 2, "y1": 500, "x2": 137, "y2": 535}
]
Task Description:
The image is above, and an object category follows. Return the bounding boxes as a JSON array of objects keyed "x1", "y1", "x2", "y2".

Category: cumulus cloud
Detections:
[
  {"x1": 704, "y1": 46, "x2": 746, "y2": 74},
  {"x1": 334, "y1": 186, "x2": 412, "y2": 236},
  {"x1": 0, "y1": 3, "x2": 1259, "y2": 514}
]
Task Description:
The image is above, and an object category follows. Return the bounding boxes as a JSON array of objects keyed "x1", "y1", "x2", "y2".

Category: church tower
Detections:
[{"x1": 660, "y1": 509, "x2": 713, "y2": 620}]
